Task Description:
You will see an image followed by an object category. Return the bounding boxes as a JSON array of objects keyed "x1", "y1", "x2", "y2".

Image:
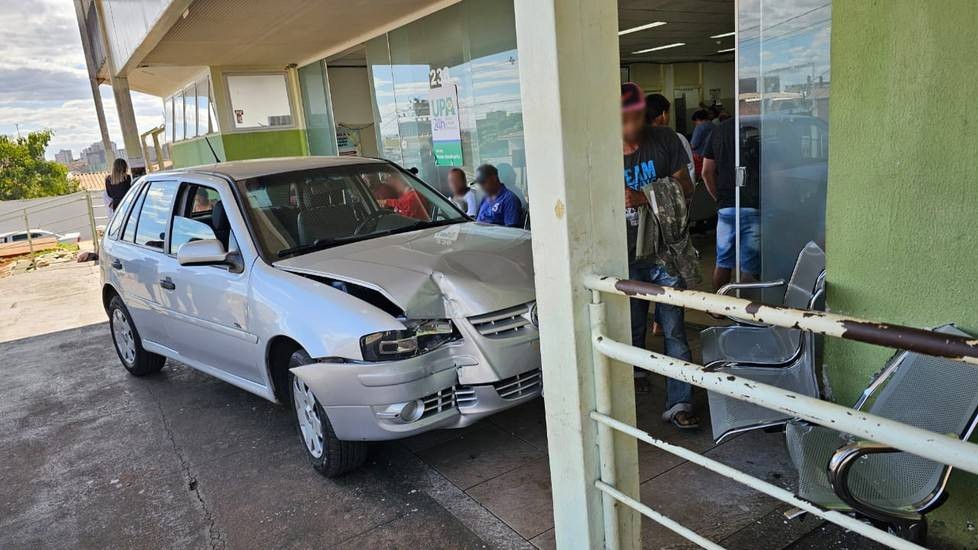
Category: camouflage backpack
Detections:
[{"x1": 635, "y1": 177, "x2": 702, "y2": 287}]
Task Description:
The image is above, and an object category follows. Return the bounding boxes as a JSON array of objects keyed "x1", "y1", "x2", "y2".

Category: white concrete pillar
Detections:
[
  {"x1": 73, "y1": 0, "x2": 114, "y2": 168},
  {"x1": 514, "y1": 1, "x2": 640, "y2": 548},
  {"x1": 110, "y1": 75, "x2": 147, "y2": 174}
]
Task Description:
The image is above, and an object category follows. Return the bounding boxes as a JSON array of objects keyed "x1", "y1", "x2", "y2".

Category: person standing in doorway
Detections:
[
  {"x1": 104, "y1": 158, "x2": 132, "y2": 218},
  {"x1": 475, "y1": 164, "x2": 523, "y2": 227},
  {"x1": 646, "y1": 94, "x2": 696, "y2": 185},
  {"x1": 448, "y1": 168, "x2": 479, "y2": 217},
  {"x1": 689, "y1": 110, "x2": 714, "y2": 156},
  {"x1": 622, "y1": 82, "x2": 701, "y2": 430},
  {"x1": 702, "y1": 117, "x2": 761, "y2": 289}
]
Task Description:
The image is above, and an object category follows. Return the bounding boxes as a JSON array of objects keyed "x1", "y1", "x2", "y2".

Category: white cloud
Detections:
[{"x1": 0, "y1": 0, "x2": 161, "y2": 158}]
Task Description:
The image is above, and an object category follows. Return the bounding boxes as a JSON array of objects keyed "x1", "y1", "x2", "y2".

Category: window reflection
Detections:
[
  {"x1": 738, "y1": 0, "x2": 832, "y2": 293},
  {"x1": 364, "y1": 0, "x2": 526, "y2": 201}
]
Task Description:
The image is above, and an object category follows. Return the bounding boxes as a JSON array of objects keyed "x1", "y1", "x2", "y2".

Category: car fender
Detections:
[{"x1": 249, "y1": 260, "x2": 404, "y2": 360}]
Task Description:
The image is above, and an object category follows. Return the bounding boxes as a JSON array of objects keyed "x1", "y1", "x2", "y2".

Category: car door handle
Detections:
[
  {"x1": 159, "y1": 277, "x2": 176, "y2": 291},
  {"x1": 111, "y1": 258, "x2": 123, "y2": 270}
]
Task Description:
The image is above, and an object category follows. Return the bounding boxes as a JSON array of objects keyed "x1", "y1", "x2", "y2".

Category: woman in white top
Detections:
[{"x1": 448, "y1": 167, "x2": 479, "y2": 216}]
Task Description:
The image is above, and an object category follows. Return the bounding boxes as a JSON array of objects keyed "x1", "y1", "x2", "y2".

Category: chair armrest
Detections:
[
  {"x1": 716, "y1": 279, "x2": 786, "y2": 296},
  {"x1": 827, "y1": 441, "x2": 923, "y2": 524},
  {"x1": 716, "y1": 279, "x2": 786, "y2": 326}
]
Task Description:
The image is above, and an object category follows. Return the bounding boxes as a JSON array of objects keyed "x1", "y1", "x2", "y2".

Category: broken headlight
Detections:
[{"x1": 359, "y1": 319, "x2": 458, "y2": 361}]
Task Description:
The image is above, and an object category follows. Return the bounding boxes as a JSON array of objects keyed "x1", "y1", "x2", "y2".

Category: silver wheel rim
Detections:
[
  {"x1": 112, "y1": 308, "x2": 136, "y2": 365},
  {"x1": 293, "y1": 377, "x2": 325, "y2": 458}
]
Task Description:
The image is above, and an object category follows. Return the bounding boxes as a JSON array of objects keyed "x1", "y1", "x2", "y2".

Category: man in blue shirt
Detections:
[{"x1": 475, "y1": 164, "x2": 523, "y2": 227}]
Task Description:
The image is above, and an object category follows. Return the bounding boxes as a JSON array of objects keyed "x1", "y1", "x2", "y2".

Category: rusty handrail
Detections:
[{"x1": 583, "y1": 274, "x2": 978, "y2": 366}]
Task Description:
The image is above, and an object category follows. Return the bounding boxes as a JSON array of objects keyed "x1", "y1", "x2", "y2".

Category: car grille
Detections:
[
  {"x1": 468, "y1": 302, "x2": 536, "y2": 339},
  {"x1": 421, "y1": 386, "x2": 456, "y2": 419},
  {"x1": 493, "y1": 369, "x2": 542, "y2": 400},
  {"x1": 453, "y1": 385, "x2": 478, "y2": 408}
]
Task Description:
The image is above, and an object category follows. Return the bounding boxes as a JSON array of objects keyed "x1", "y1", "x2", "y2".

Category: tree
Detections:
[{"x1": 0, "y1": 130, "x2": 79, "y2": 200}]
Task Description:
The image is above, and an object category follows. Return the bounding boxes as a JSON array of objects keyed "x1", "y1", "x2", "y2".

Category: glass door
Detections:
[{"x1": 737, "y1": 0, "x2": 831, "y2": 300}]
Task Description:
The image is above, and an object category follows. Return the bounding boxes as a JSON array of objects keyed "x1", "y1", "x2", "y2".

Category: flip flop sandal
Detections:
[{"x1": 670, "y1": 410, "x2": 700, "y2": 431}]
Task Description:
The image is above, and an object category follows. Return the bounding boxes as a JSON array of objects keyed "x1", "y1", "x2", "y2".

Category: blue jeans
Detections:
[
  {"x1": 716, "y1": 207, "x2": 761, "y2": 275},
  {"x1": 628, "y1": 261, "x2": 693, "y2": 412}
]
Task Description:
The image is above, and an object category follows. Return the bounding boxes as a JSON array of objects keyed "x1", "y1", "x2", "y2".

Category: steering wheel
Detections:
[{"x1": 353, "y1": 209, "x2": 392, "y2": 235}]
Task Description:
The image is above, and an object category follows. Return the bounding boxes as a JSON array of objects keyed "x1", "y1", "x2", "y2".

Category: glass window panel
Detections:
[
  {"x1": 173, "y1": 91, "x2": 185, "y2": 141},
  {"x1": 162, "y1": 97, "x2": 173, "y2": 144},
  {"x1": 226, "y1": 74, "x2": 293, "y2": 129},
  {"x1": 196, "y1": 78, "x2": 209, "y2": 135},
  {"x1": 208, "y1": 77, "x2": 220, "y2": 133},
  {"x1": 362, "y1": 0, "x2": 526, "y2": 202},
  {"x1": 366, "y1": 35, "x2": 402, "y2": 165},
  {"x1": 184, "y1": 83, "x2": 198, "y2": 138},
  {"x1": 738, "y1": 0, "x2": 832, "y2": 300},
  {"x1": 122, "y1": 184, "x2": 148, "y2": 243},
  {"x1": 134, "y1": 182, "x2": 177, "y2": 249},
  {"x1": 298, "y1": 61, "x2": 339, "y2": 155}
]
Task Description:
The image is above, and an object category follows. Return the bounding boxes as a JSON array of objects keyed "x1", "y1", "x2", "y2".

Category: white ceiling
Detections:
[
  {"x1": 618, "y1": 0, "x2": 735, "y2": 65},
  {"x1": 129, "y1": 0, "x2": 734, "y2": 95}
]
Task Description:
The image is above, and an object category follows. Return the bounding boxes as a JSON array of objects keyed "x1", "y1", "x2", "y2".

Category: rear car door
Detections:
[
  {"x1": 104, "y1": 179, "x2": 178, "y2": 348},
  {"x1": 156, "y1": 178, "x2": 261, "y2": 384}
]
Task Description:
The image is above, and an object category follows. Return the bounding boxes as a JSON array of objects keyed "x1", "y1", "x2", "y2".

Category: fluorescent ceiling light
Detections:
[
  {"x1": 618, "y1": 21, "x2": 667, "y2": 36},
  {"x1": 717, "y1": 47, "x2": 735, "y2": 53},
  {"x1": 710, "y1": 31, "x2": 736, "y2": 38},
  {"x1": 632, "y1": 43, "x2": 686, "y2": 54}
]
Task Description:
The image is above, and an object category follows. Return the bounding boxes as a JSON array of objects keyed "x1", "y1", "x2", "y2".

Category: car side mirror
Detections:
[{"x1": 177, "y1": 239, "x2": 242, "y2": 272}]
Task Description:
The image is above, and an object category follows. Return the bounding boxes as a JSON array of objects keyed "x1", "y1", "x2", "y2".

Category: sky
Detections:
[{"x1": 0, "y1": 0, "x2": 162, "y2": 160}]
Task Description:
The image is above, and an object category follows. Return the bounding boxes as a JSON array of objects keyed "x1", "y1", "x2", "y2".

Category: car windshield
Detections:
[{"x1": 237, "y1": 163, "x2": 468, "y2": 259}]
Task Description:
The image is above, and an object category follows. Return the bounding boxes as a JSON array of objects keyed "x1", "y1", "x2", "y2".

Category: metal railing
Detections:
[
  {"x1": 582, "y1": 273, "x2": 978, "y2": 550},
  {"x1": 0, "y1": 190, "x2": 106, "y2": 268}
]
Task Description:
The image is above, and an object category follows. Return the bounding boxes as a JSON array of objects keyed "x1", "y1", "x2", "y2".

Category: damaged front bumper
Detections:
[{"x1": 289, "y1": 338, "x2": 542, "y2": 441}]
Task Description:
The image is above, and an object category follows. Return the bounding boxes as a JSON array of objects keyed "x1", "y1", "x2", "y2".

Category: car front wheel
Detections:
[
  {"x1": 108, "y1": 295, "x2": 165, "y2": 376},
  {"x1": 288, "y1": 350, "x2": 367, "y2": 477}
]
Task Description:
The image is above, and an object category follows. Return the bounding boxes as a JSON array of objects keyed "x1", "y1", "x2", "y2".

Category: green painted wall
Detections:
[
  {"x1": 221, "y1": 129, "x2": 308, "y2": 162},
  {"x1": 171, "y1": 135, "x2": 226, "y2": 167},
  {"x1": 827, "y1": 1, "x2": 978, "y2": 545},
  {"x1": 170, "y1": 129, "x2": 309, "y2": 168}
]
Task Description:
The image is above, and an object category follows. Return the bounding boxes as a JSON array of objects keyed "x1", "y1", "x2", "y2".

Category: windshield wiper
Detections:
[
  {"x1": 277, "y1": 234, "x2": 377, "y2": 258},
  {"x1": 400, "y1": 218, "x2": 466, "y2": 232}
]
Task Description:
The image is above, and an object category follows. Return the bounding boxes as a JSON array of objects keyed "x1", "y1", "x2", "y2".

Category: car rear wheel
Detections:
[
  {"x1": 288, "y1": 350, "x2": 367, "y2": 477},
  {"x1": 108, "y1": 295, "x2": 165, "y2": 376}
]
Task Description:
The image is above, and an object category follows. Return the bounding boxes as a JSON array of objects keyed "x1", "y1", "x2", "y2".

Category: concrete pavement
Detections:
[{"x1": 0, "y1": 258, "x2": 883, "y2": 549}]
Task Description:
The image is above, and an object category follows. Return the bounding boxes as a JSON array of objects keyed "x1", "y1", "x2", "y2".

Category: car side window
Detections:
[
  {"x1": 133, "y1": 181, "x2": 178, "y2": 249},
  {"x1": 122, "y1": 184, "x2": 148, "y2": 243},
  {"x1": 107, "y1": 186, "x2": 141, "y2": 240},
  {"x1": 169, "y1": 183, "x2": 238, "y2": 255}
]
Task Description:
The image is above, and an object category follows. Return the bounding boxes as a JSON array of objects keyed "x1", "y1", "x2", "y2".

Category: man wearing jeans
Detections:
[
  {"x1": 702, "y1": 117, "x2": 761, "y2": 289},
  {"x1": 620, "y1": 82, "x2": 702, "y2": 430}
]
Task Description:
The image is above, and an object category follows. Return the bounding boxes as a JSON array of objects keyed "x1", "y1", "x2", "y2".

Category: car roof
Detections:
[{"x1": 149, "y1": 156, "x2": 388, "y2": 181}]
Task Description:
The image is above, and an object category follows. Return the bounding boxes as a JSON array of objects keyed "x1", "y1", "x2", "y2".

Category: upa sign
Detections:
[{"x1": 429, "y1": 85, "x2": 463, "y2": 166}]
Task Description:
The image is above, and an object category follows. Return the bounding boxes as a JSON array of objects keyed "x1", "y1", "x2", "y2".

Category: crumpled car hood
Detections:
[{"x1": 274, "y1": 222, "x2": 534, "y2": 318}]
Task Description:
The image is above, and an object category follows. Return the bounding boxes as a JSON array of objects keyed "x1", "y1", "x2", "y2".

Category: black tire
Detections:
[
  {"x1": 288, "y1": 350, "x2": 368, "y2": 477},
  {"x1": 108, "y1": 295, "x2": 165, "y2": 376}
]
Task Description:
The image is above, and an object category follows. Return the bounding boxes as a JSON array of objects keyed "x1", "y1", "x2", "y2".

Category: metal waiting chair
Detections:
[
  {"x1": 785, "y1": 324, "x2": 978, "y2": 542},
  {"x1": 701, "y1": 241, "x2": 826, "y2": 442}
]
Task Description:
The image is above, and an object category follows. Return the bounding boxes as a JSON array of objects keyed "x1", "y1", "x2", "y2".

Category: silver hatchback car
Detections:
[{"x1": 100, "y1": 157, "x2": 541, "y2": 476}]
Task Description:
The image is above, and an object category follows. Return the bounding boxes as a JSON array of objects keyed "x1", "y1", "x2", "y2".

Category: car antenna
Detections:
[{"x1": 204, "y1": 136, "x2": 221, "y2": 163}]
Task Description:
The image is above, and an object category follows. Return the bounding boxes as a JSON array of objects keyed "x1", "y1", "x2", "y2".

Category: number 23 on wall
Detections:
[{"x1": 429, "y1": 66, "x2": 451, "y2": 88}]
